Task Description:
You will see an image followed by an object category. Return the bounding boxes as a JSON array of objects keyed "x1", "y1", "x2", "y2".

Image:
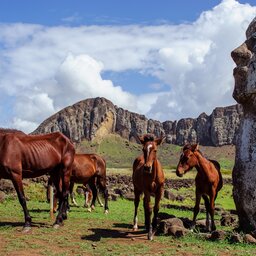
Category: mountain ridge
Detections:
[{"x1": 32, "y1": 97, "x2": 243, "y2": 146}]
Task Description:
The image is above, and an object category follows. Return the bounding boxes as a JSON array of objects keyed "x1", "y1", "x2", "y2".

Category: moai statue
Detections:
[{"x1": 231, "y1": 17, "x2": 256, "y2": 232}]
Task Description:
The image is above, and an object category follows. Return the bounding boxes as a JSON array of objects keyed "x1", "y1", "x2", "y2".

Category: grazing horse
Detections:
[
  {"x1": 0, "y1": 129, "x2": 75, "y2": 231},
  {"x1": 48, "y1": 153, "x2": 109, "y2": 214},
  {"x1": 132, "y1": 134, "x2": 165, "y2": 240},
  {"x1": 176, "y1": 143, "x2": 223, "y2": 231}
]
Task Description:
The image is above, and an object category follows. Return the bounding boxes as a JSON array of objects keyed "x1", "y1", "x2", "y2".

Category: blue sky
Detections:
[
  {"x1": 0, "y1": 0, "x2": 255, "y2": 132},
  {"x1": 1, "y1": 1, "x2": 226, "y2": 25}
]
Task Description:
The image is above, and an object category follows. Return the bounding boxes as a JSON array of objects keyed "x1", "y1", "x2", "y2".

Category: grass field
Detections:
[
  {"x1": 0, "y1": 179, "x2": 255, "y2": 256},
  {"x1": 0, "y1": 135, "x2": 246, "y2": 255}
]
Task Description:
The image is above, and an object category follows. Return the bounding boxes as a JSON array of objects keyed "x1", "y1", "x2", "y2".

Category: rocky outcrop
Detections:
[
  {"x1": 231, "y1": 17, "x2": 256, "y2": 232},
  {"x1": 32, "y1": 97, "x2": 243, "y2": 146}
]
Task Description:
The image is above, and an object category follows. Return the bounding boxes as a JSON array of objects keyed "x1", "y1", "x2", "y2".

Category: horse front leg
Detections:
[
  {"x1": 88, "y1": 181, "x2": 97, "y2": 212},
  {"x1": 152, "y1": 186, "x2": 163, "y2": 234},
  {"x1": 192, "y1": 189, "x2": 201, "y2": 230},
  {"x1": 69, "y1": 181, "x2": 78, "y2": 207},
  {"x1": 97, "y1": 176, "x2": 109, "y2": 214},
  {"x1": 11, "y1": 171, "x2": 32, "y2": 232},
  {"x1": 143, "y1": 192, "x2": 153, "y2": 240},
  {"x1": 133, "y1": 189, "x2": 141, "y2": 231}
]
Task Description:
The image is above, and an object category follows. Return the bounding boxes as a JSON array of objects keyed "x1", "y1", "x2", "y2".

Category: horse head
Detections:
[
  {"x1": 138, "y1": 134, "x2": 165, "y2": 173},
  {"x1": 176, "y1": 143, "x2": 199, "y2": 177}
]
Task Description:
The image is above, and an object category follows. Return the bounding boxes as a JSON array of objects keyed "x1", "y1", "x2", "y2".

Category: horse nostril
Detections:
[
  {"x1": 144, "y1": 165, "x2": 152, "y2": 172},
  {"x1": 176, "y1": 170, "x2": 183, "y2": 177}
]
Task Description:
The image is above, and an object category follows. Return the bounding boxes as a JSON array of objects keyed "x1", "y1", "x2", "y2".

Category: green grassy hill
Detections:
[{"x1": 76, "y1": 134, "x2": 235, "y2": 172}]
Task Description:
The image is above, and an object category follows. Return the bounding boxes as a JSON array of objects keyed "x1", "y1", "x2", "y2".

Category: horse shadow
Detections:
[
  {"x1": 0, "y1": 221, "x2": 52, "y2": 229},
  {"x1": 81, "y1": 223, "x2": 147, "y2": 242}
]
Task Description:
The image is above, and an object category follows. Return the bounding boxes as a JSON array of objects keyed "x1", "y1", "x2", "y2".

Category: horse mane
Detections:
[
  {"x1": 143, "y1": 134, "x2": 155, "y2": 142},
  {"x1": 183, "y1": 143, "x2": 205, "y2": 157}
]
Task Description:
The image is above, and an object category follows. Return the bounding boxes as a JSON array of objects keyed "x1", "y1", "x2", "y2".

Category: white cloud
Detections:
[
  {"x1": 0, "y1": 0, "x2": 255, "y2": 132},
  {"x1": 53, "y1": 53, "x2": 137, "y2": 111}
]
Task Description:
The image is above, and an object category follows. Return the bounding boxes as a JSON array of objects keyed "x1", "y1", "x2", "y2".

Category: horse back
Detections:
[{"x1": 0, "y1": 132, "x2": 74, "y2": 173}]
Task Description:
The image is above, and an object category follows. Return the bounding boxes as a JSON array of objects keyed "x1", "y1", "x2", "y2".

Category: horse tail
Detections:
[{"x1": 209, "y1": 159, "x2": 223, "y2": 192}]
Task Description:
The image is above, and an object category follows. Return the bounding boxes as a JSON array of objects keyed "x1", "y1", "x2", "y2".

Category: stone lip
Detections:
[{"x1": 32, "y1": 97, "x2": 243, "y2": 147}]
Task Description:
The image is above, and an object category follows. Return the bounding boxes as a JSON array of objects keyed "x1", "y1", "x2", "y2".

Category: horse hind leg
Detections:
[
  {"x1": 70, "y1": 181, "x2": 78, "y2": 207},
  {"x1": 192, "y1": 190, "x2": 202, "y2": 230},
  {"x1": 209, "y1": 191, "x2": 217, "y2": 231},
  {"x1": 202, "y1": 194, "x2": 210, "y2": 231}
]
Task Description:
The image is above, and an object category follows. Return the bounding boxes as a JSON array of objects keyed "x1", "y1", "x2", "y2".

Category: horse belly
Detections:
[{"x1": 22, "y1": 153, "x2": 62, "y2": 173}]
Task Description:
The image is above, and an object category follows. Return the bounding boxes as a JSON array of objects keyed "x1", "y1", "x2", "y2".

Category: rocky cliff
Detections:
[{"x1": 32, "y1": 97, "x2": 243, "y2": 146}]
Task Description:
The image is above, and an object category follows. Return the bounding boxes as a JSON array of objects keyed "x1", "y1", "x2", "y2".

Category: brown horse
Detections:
[
  {"x1": 132, "y1": 134, "x2": 165, "y2": 240},
  {"x1": 0, "y1": 129, "x2": 75, "y2": 231},
  {"x1": 70, "y1": 153, "x2": 109, "y2": 213},
  {"x1": 48, "y1": 153, "x2": 109, "y2": 213},
  {"x1": 176, "y1": 143, "x2": 223, "y2": 231}
]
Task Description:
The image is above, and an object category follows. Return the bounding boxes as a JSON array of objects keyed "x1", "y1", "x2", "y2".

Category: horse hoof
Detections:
[
  {"x1": 87, "y1": 208, "x2": 92, "y2": 212},
  {"x1": 22, "y1": 226, "x2": 31, "y2": 233},
  {"x1": 100, "y1": 204, "x2": 104, "y2": 207},
  {"x1": 104, "y1": 210, "x2": 109, "y2": 214},
  {"x1": 147, "y1": 233, "x2": 153, "y2": 241},
  {"x1": 53, "y1": 224, "x2": 61, "y2": 229}
]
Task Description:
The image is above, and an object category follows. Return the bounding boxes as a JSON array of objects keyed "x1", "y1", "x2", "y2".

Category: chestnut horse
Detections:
[
  {"x1": 0, "y1": 129, "x2": 75, "y2": 231},
  {"x1": 176, "y1": 143, "x2": 223, "y2": 231},
  {"x1": 48, "y1": 153, "x2": 109, "y2": 214},
  {"x1": 70, "y1": 153, "x2": 109, "y2": 213},
  {"x1": 132, "y1": 134, "x2": 165, "y2": 240}
]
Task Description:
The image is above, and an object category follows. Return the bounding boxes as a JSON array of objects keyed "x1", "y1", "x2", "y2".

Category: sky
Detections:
[{"x1": 0, "y1": 0, "x2": 255, "y2": 133}]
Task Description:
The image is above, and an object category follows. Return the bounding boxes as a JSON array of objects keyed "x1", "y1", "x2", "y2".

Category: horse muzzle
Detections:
[
  {"x1": 176, "y1": 169, "x2": 184, "y2": 177},
  {"x1": 144, "y1": 165, "x2": 152, "y2": 173}
]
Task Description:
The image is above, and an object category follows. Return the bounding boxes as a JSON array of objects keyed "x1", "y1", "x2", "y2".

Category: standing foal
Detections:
[
  {"x1": 176, "y1": 144, "x2": 223, "y2": 231},
  {"x1": 132, "y1": 134, "x2": 165, "y2": 240}
]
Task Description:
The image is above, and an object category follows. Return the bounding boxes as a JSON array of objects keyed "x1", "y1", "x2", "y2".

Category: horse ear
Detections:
[
  {"x1": 133, "y1": 134, "x2": 144, "y2": 144},
  {"x1": 191, "y1": 143, "x2": 199, "y2": 152},
  {"x1": 155, "y1": 136, "x2": 165, "y2": 145},
  {"x1": 138, "y1": 136, "x2": 145, "y2": 144}
]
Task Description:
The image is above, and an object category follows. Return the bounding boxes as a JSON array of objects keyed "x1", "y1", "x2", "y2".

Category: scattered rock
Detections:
[
  {"x1": 164, "y1": 190, "x2": 176, "y2": 201},
  {"x1": 167, "y1": 225, "x2": 188, "y2": 237},
  {"x1": 229, "y1": 233, "x2": 243, "y2": 243},
  {"x1": 0, "y1": 191, "x2": 6, "y2": 203},
  {"x1": 210, "y1": 230, "x2": 227, "y2": 241},
  {"x1": 159, "y1": 217, "x2": 185, "y2": 235},
  {"x1": 244, "y1": 234, "x2": 256, "y2": 244},
  {"x1": 220, "y1": 213, "x2": 237, "y2": 227}
]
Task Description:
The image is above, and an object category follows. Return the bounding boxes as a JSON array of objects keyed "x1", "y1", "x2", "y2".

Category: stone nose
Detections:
[{"x1": 231, "y1": 42, "x2": 252, "y2": 66}]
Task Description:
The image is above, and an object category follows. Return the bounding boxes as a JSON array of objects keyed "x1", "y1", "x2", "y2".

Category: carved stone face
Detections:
[{"x1": 231, "y1": 18, "x2": 256, "y2": 107}]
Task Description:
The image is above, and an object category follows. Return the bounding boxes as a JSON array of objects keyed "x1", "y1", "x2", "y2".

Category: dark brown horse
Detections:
[
  {"x1": 176, "y1": 143, "x2": 223, "y2": 231},
  {"x1": 0, "y1": 129, "x2": 75, "y2": 231},
  {"x1": 132, "y1": 134, "x2": 165, "y2": 240},
  {"x1": 48, "y1": 153, "x2": 109, "y2": 214}
]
